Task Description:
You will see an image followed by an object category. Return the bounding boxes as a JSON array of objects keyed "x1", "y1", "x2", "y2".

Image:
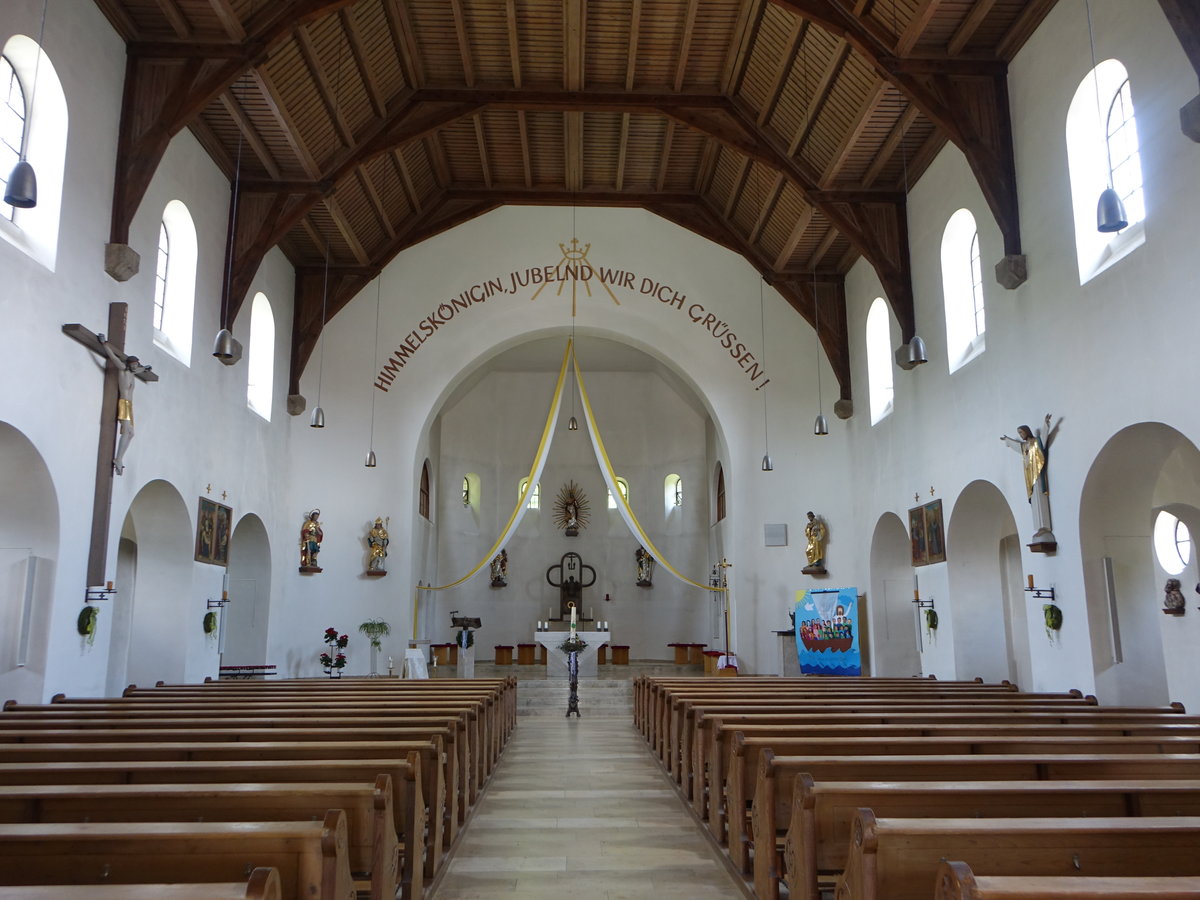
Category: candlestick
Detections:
[
  {"x1": 570, "y1": 605, "x2": 577, "y2": 627},
  {"x1": 1027, "y1": 574, "x2": 1034, "y2": 589}
]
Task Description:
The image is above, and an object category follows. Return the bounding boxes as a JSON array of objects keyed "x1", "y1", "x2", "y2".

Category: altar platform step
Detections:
[{"x1": 514, "y1": 678, "x2": 633, "y2": 717}]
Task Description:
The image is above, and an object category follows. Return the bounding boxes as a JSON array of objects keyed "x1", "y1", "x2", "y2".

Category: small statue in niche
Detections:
[
  {"x1": 1163, "y1": 578, "x2": 1186, "y2": 615},
  {"x1": 802, "y1": 511, "x2": 828, "y2": 575},
  {"x1": 300, "y1": 509, "x2": 323, "y2": 572},
  {"x1": 490, "y1": 548, "x2": 508, "y2": 588},
  {"x1": 635, "y1": 546, "x2": 655, "y2": 587},
  {"x1": 366, "y1": 517, "x2": 389, "y2": 576}
]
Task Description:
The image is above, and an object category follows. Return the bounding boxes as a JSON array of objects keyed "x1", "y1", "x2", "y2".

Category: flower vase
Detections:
[{"x1": 369, "y1": 644, "x2": 379, "y2": 677}]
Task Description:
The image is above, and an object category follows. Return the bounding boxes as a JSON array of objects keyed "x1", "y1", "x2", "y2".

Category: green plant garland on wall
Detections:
[
  {"x1": 203, "y1": 611, "x2": 218, "y2": 636},
  {"x1": 77, "y1": 605, "x2": 98, "y2": 646},
  {"x1": 1043, "y1": 603, "x2": 1063, "y2": 640}
]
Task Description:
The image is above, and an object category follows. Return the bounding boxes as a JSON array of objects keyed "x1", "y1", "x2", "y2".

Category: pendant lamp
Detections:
[
  {"x1": 365, "y1": 276, "x2": 382, "y2": 465},
  {"x1": 1086, "y1": 0, "x2": 1127, "y2": 233},
  {"x1": 310, "y1": 241, "x2": 329, "y2": 429},
  {"x1": 214, "y1": 80, "x2": 245, "y2": 361},
  {"x1": 813, "y1": 273, "x2": 829, "y2": 435},
  {"x1": 4, "y1": 0, "x2": 47, "y2": 208}
]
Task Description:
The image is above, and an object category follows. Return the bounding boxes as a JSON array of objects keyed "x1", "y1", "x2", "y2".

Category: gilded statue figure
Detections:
[
  {"x1": 803, "y1": 511, "x2": 827, "y2": 573},
  {"x1": 367, "y1": 517, "x2": 389, "y2": 572},
  {"x1": 300, "y1": 509, "x2": 323, "y2": 570},
  {"x1": 1001, "y1": 413, "x2": 1061, "y2": 546},
  {"x1": 490, "y1": 548, "x2": 508, "y2": 587}
]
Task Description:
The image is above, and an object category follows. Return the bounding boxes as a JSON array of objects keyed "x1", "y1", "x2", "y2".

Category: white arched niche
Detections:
[
  {"x1": 868, "y1": 512, "x2": 919, "y2": 676},
  {"x1": 946, "y1": 480, "x2": 1028, "y2": 687},
  {"x1": 1080, "y1": 423, "x2": 1200, "y2": 709},
  {"x1": 422, "y1": 331, "x2": 721, "y2": 662},
  {"x1": 112, "y1": 479, "x2": 194, "y2": 689},
  {"x1": 221, "y1": 513, "x2": 272, "y2": 669},
  {"x1": 0, "y1": 421, "x2": 59, "y2": 704}
]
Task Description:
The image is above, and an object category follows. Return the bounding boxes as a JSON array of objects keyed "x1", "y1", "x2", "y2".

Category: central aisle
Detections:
[{"x1": 432, "y1": 716, "x2": 749, "y2": 900}]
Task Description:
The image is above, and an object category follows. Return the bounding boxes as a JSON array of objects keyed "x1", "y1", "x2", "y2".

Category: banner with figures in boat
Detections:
[{"x1": 795, "y1": 587, "x2": 861, "y2": 676}]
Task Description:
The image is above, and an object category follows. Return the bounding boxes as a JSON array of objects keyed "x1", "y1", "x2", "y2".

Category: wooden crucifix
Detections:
[{"x1": 63, "y1": 302, "x2": 158, "y2": 586}]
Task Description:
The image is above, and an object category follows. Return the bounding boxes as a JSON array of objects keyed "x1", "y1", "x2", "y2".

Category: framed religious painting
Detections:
[
  {"x1": 908, "y1": 505, "x2": 928, "y2": 566},
  {"x1": 195, "y1": 497, "x2": 232, "y2": 566},
  {"x1": 923, "y1": 499, "x2": 946, "y2": 565}
]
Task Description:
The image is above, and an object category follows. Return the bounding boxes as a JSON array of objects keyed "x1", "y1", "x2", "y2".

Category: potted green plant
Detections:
[{"x1": 358, "y1": 619, "x2": 390, "y2": 676}]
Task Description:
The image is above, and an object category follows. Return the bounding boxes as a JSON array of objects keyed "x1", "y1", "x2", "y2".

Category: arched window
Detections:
[
  {"x1": 1065, "y1": 59, "x2": 1145, "y2": 283},
  {"x1": 462, "y1": 476, "x2": 470, "y2": 506},
  {"x1": 0, "y1": 55, "x2": 27, "y2": 223},
  {"x1": 462, "y1": 472, "x2": 479, "y2": 509},
  {"x1": 519, "y1": 479, "x2": 540, "y2": 510},
  {"x1": 152, "y1": 222, "x2": 169, "y2": 330},
  {"x1": 1153, "y1": 511, "x2": 1192, "y2": 576},
  {"x1": 940, "y1": 209, "x2": 986, "y2": 373},
  {"x1": 419, "y1": 462, "x2": 431, "y2": 519},
  {"x1": 152, "y1": 200, "x2": 197, "y2": 365},
  {"x1": 865, "y1": 298, "x2": 894, "y2": 424},
  {"x1": 607, "y1": 477, "x2": 629, "y2": 509},
  {"x1": 664, "y1": 474, "x2": 682, "y2": 513},
  {"x1": 715, "y1": 464, "x2": 726, "y2": 523},
  {"x1": 246, "y1": 292, "x2": 274, "y2": 420},
  {"x1": 0, "y1": 36, "x2": 68, "y2": 270}
]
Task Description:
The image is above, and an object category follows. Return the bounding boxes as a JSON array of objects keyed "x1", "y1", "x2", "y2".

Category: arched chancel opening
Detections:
[
  {"x1": 0, "y1": 421, "x2": 59, "y2": 704},
  {"x1": 869, "y1": 512, "x2": 919, "y2": 676},
  {"x1": 946, "y1": 480, "x2": 1028, "y2": 686},
  {"x1": 1080, "y1": 423, "x2": 1200, "y2": 709}
]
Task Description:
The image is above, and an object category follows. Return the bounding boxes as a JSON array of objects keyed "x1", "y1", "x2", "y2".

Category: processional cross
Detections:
[{"x1": 63, "y1": 302, "x2": 158, "y2": 587}]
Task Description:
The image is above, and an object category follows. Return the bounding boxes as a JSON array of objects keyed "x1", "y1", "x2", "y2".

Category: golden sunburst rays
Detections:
[
  {"x1": 554, "y1": 480, "x2": 590, "y2": 533},
  {"x1": 530, "y1": 238, "x2": 620, "y2": 315}
]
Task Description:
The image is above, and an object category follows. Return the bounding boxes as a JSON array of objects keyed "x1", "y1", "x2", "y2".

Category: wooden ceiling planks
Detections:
[{"x1": 92, "y1": 0, "x2": 1061, "y2": 403}]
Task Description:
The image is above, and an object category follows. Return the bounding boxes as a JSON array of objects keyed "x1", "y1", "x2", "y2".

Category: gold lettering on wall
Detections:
[{"x1": 373, "y1": 242, "x2": 769, "y2": 393}]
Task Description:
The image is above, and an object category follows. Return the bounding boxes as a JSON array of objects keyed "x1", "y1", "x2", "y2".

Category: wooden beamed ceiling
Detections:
[{"x1": 96, "y1": 0, "x2": 1059, "y2": 403}]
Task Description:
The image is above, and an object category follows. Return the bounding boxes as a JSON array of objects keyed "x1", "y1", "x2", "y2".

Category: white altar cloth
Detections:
[{"x1": 534, "y1": 631, "x2": 609, "y2": 677}]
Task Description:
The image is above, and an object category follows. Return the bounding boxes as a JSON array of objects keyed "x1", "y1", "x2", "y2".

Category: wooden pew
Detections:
[
  {"x1": 934, "y1": 859, "x2": 1200, "y2": 900},
  {"x1": 0, "y1": 737, "x2": 446, "y2": 866},
  {"x1": 36, "y1": 696, "x2": 497, "y2": 786},
  {"x1": 781, "y1": 777, "x2": 1200, "y2": 900},
  {"x1": 0, "y1": 722, "x2": 463, "y2": 843},
  {"x1": 693, "y1": 711, "x2": 1200, "y2": 820},
  {"x1": 724, "y1": 731, "x2": 1200, "y2": 867},
  {"x1": 658, "y1": 689, "x2": 1088, "y2": 767},
  {"x1": 0, "y1": 867, "x2": 282, "y2": 900},
  {"x1": 836, "y1": 812, "x2": 1200, "y2": 900},
  {"x1": 662, "y1": 695, "x2": 1105, "y2": 779},
  {"x1": 0, "y1": 755, "x2": 426, "y2": 886},
  {"x1": 0, "y1": 778, "x2": 403, "y2": 900},
  {"x1": 755, "y1": 753, "x2": 1200, "y2": 898},
  {"x1": 0, "y1": 710, "x2": 479, "y2": 817},
  {"x1": 3, "y1": 703, "x2": 485, "y2": 810},
  {"x1": 0, "y1": 809, "x2": 355, "y2": 900}
]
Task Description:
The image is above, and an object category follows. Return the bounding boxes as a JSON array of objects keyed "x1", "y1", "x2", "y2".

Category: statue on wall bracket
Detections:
[
  {"x1": 366, "y1": 517, "x2": 389, "y2": 576},
  {"x1": 1001, "y1": 413, "x2": 1062, "y2": 554},
  {"x1": 299, "y1": 509, "x2": 323, "y2": 573},
  {"x1": 635, "y1": 546, "x2": 655, "y2": 587},
  {"x1": 490, "y1": 549, "x2": 508, "y2": 588},
  {"x1": 554, "y1": 480, "x2": 589, "y2": 536},
  {"x1": 802, "y1": 511, "x2": 828, "y2": 575}
]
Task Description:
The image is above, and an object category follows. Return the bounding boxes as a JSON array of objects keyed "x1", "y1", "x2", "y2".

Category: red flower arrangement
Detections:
[{"x1": 320, "y1": 627, "x2": 349, "y2": 670}]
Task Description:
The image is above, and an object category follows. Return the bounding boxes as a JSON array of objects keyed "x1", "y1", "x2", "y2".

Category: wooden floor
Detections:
[{"x1": 431, "y1": 715, "x2": 748, "y2": 899}]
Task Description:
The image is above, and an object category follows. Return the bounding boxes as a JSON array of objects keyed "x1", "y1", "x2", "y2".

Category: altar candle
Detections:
[
  {"x1": 570, "y1": 605, "x2": 577, "y2": 627},
  {"x1": 1027, "y1": 574, "x2": 1034, "y2": 589}
]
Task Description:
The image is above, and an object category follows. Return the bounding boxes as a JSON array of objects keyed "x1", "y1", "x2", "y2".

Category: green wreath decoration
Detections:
[
  {"x1": 77, "y1": 605, "x2": 99, "y2": 646},
  {"x1": 456, "y1": 628, "x2": 474, "y2": 650},
  {"x1": 1043, "y1": 603, "x2": 1063, "y2": 639},
  {"x1": 924, "y1": 609, "x2": 938, "y2": 632},
  {"x1": 203, "y1": 611, "x2": 218, "y2": 636}
]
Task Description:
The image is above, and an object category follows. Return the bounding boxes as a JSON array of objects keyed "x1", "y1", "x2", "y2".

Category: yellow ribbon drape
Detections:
[
  {"x1": 572, "y1": 347, "x2": 725, "y2": 593},
  {"x1": 423, "y1": 339, "x2": 573, "y2": 593}
]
